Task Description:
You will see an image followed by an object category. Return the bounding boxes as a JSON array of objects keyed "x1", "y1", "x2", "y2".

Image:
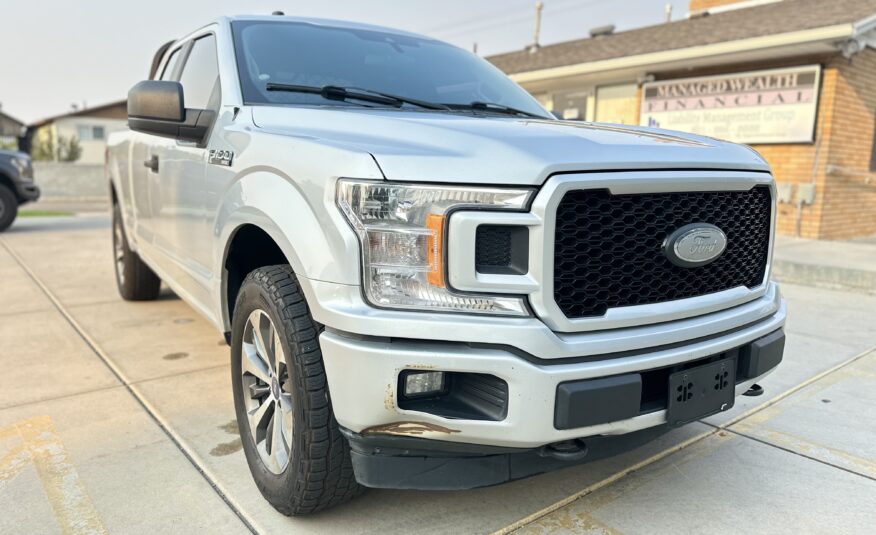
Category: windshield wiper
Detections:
[
  {"x1": 446, "y1": 101, "x2": 549, "y2": 119},
  {"x1": 265, "y1": 83, "x2": 450, "y2": 111}
]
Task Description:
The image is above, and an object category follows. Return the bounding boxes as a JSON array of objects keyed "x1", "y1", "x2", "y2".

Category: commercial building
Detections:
[{"x1": 489, "y1": 0, "x2": 876, "y2": 239}]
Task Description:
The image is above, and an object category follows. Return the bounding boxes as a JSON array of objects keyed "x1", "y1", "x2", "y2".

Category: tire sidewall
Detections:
[
  {"x1": 0, "y1": 186, "x2": 18, "y2": 232},
  {"x1": 230, "y1": 274, "x2": 308, "y2": 500}
]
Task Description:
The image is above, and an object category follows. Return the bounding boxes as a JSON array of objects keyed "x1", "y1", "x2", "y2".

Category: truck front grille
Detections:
[{"x1": 553, "y1": 186, "x2": 771, "y2": 318}]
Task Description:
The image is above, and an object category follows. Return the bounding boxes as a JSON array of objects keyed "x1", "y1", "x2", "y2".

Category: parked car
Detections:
[
  {"x1": 107, "y1": 15, "x2": 786, "y2": 515},
  {"x1": 0, "y1": 149, "x2": 40, "y2": 231}
]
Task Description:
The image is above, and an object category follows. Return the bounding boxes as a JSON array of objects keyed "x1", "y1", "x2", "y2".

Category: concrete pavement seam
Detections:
[
  {"x1": 490, "y1": 427, "x2": 718, "y2": 535},
  {"x1": 718, "y1": 426, "x2": 876, "y2": 483},
  {"x1": 718, "y1": 345, "x2": 876, "y2": 430},
  {"x1": 493, "y1": 345, "x2": 876, "y2": 533},
  {"x1": 0, "y1": 238, "x2": 264, "y2": 535}
]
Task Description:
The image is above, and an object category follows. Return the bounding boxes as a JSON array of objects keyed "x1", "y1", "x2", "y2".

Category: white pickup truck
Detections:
[{"x1": 107, "y1": 14, "x2": 786, "y2": 515}]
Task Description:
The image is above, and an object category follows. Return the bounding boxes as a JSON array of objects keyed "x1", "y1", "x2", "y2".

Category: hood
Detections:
[
  {"x1": 0, "y1": 149, "x2": 28, "y2": 159},
  {"x1": 251, "y1": 107, "x2": 769, "y2": 185}
]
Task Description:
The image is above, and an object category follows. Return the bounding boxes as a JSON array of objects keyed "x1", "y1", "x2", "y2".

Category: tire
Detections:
[
  {"x1": 231, "y1": 265, "x2": 363, "y2": 515},
  {"x1": 0, "y1": 185, "x2": 18, "y2": 232},
  {"x1": 112, "y1": 201, "x2": 161, "y2": 300}
]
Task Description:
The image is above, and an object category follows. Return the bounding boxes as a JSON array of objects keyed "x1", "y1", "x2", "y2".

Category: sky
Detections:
[{"x1": 0, "y1": 0, "x2": 689, "y2": 123}]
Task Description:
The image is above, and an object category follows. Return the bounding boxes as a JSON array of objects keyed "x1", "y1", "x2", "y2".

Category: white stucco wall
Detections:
[{"x1": 52, "y1": 117, "x2": 129, "y2": 164}]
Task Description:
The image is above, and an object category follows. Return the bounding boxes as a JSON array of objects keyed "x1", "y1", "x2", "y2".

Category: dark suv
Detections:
[{"x1": 0, "y1": 149, "x2": 40, "y2": 231}]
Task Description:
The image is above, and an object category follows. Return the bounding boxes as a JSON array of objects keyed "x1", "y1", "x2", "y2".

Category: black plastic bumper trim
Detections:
[{"x1": 341, "y1": 425, "x2": 670, "y2": 490}]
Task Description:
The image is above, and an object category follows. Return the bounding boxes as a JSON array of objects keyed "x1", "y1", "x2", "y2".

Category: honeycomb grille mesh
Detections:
[
  {"x1": 475, "y1": 226, "x2": 513, "y2": 269},
  {"x1": 553, "y1": 187, "x2": 771, "y2": 318}
]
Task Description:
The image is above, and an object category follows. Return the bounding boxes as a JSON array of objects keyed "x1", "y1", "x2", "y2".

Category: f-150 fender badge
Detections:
[{"x1": 208, "y1": 149, "x2": 234, "y2": 167}]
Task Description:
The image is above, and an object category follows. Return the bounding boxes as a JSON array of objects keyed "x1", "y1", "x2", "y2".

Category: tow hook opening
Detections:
[
  {"x1": 540, "y1": 439, "x2": 589, "y2": 461},
  {"x1": 743, "y1": 383, "x2": 764, "y2": 397}
]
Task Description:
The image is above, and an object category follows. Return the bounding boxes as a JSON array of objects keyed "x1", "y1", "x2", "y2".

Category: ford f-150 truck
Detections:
[
  {"x1": 107, "y1": 14, "x2": 786, "y2": 515},
  {"x1": 0, "y1": 149, "x2": 40, "y2": 231}
]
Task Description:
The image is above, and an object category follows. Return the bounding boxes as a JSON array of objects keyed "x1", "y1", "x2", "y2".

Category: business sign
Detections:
[{"x1": 640, "y1": 65, "x2": 821, "y2": 144}]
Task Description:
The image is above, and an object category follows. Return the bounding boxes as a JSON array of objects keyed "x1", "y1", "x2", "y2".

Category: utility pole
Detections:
[{"x1": 529, "y1": 0, "x2": 544, "y2": 52}]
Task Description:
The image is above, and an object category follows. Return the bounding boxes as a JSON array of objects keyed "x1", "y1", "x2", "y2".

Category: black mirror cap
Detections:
[
  {"x1": 128, "y1": 80, "x2": 184, "y2": 122},
  {"x1": 126, "y1": 80, "x2": 213, "y2": 145}
]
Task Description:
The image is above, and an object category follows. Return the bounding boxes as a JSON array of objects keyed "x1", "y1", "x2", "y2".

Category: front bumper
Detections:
[
  {"x1": 320, "y1": 298, "x2": 786, "y2": 451},
  {"x1": 15, "y1": 182, "x2": 40, "y2": 204}
]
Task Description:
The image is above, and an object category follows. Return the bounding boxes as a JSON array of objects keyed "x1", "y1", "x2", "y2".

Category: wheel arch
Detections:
[
  {"x1": 221, "y1": 223, "x2": 290, "y2": 335},
  {"x1": 214, "y1": 169, "x2": 362, "y2": 334}
]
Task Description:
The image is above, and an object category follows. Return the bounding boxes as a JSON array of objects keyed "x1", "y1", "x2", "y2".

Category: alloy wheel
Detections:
[
  {"x1": 240, "y1": 309, "x2": 294, "y2": 474},
  {"x1": 113, "y1": 215, "x2": 125, "y2": 286}
]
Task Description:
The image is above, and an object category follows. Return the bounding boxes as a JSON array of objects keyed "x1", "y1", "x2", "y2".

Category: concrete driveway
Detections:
[{"x1": 1, "y1": 214, "x2": 875, "y2": 534}]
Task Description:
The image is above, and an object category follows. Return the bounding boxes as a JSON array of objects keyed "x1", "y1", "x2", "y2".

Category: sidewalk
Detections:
[{"x1": 772, "y1": 235, "x2": 876, "y2": 294}]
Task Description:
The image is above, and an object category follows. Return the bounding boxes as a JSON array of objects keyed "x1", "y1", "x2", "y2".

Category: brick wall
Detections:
[
  {"x1": 689, "y1": 0, "x2": 746, "y2": 12},
  {"x1": 750, "y1": 66, "x2": 837, "y2": 238},
  {"x1": 815, "y1": 50, "x2": 876, "y2": 239}
]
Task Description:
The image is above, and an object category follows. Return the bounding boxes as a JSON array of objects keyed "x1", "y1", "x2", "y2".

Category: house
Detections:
[
  {"x1": 488, "y1": 0, "x2": 876, "y2": 240},
  {"x1": 0, "y1": 108, "x2": 25, "y2": 149},
  {"x1": 28, "y1": 100, "x2": 128, "y2": 164}
]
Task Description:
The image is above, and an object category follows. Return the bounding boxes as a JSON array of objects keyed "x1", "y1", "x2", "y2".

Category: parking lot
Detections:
[{"x1": 1, "y1": 213, "x2": 875, "y2": 534}]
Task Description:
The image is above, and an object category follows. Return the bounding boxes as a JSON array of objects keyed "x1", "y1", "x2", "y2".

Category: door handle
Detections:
[{"x1": 143, "y1": 155, "x2": 159, "y2": 173}]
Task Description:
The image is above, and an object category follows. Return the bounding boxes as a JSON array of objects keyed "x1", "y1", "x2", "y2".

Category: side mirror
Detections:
[{"x1": 127, "y1": 80, "x2": 214, "y2": 144}]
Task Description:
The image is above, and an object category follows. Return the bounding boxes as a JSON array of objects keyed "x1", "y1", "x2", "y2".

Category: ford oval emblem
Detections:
[{"x1": 663, "y1": 223, "x2": 727, "y2": 268}]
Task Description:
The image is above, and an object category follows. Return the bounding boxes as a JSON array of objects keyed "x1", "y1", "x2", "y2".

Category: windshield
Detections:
[{"x1": 231, "y1": 20, "x2": 550, "y2": 118}]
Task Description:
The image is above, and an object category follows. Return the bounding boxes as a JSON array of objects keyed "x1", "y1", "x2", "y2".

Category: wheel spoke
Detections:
[
  {"x1": 270, "y1": 407, "x2": 289, "y2": 468},
  {"x1": 252, "y1": 313, "x2": 274, "y2": 374},
  {"x1": 278, "y1": 393, "x2": 294, "y2": 448},
  {"x1": 247, "y1": 397, "x2": 273, "y2": 445},
  {"x1": 273, "y1": 329, "x2": 286, "y2": 376},
  {"x1": 241, "y1": 343, "x2": 271, "y2": 383}
]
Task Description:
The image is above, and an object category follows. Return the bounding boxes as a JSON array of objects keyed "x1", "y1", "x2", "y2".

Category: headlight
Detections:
[
  {"x1": 337, "y1": 180, "x2": 533, "y2": 316},
  {"x1": 12, "y1": 157, "x2": 32, "y2": 179}
]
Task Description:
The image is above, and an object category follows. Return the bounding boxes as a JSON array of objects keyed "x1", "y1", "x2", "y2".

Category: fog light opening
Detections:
[{"x1": 403, "y1": 371, "x2": 446, "y2": 398}]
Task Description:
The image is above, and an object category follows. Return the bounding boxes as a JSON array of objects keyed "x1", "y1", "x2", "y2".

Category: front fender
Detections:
[{"x1": 214, "y1": 169, "x2": 364, "y2": 330}]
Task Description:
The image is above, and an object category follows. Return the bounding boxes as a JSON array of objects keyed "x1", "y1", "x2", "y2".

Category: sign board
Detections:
[{"x1": 640, "y1": 65, "x2": 821, "y2": 144}]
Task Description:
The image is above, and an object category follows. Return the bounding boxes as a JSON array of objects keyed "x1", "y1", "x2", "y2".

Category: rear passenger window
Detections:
[
  {"x1": 160, "y1": 48, "x2": 182, "y2": 80},
  {"x1": 178, "y1": 35, "x2": 219, "y2": 110}
]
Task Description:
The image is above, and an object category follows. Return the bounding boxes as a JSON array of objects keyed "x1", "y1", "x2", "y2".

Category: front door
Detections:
[{"x1": 151, "y1": 33, "x2": 220, "y2": 306}]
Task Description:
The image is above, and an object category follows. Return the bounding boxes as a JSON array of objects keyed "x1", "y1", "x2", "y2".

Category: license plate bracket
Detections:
[{"x1": 667, "y1": 358, "x2": 736, "y2": 426}]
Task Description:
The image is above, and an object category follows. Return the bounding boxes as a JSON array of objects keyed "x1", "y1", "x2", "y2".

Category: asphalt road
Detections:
[{"x1": 1, "y1": 214, "x2": 875, "y2": 534}]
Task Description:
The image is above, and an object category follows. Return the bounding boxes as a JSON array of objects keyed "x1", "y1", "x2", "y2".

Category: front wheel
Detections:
[
  {"x1": 231, "y1": 265, "x2": 363, "y2": 515},
  {"x1": 112, "y1": 202, "x2": 161, "y2": 300},
  {"x1": 0, "y1": 185, "x2": 19, "y2": 232}
]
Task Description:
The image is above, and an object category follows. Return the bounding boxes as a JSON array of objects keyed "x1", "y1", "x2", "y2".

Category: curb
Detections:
[{"x1": 771, "y1": 259, "x2": 876, "y2": 294}]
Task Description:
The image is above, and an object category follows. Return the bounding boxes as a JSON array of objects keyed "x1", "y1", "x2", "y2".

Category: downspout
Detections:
[{"x1": 797, "y1": 137, "x2": 821, "y2": 237}]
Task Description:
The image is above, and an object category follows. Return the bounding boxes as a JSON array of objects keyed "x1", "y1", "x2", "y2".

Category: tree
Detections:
[
  {"x1": 57, "y1": 135, "x2": 82, "y2": 162},
  {"x1": 31, "y1": 135, "x2": 55, "y2": 161}
]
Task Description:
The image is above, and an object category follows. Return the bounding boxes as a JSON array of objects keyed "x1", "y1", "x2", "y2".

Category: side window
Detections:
[
  {"x1": 178, "y1": 35, "x2": 219, "y2": 110},
  {"x1": 159, "y1": 48, "x2": 182, "y2": 81}
]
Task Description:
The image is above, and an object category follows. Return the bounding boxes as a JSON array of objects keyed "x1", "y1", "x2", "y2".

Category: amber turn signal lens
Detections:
[{"x1": 426, "y1": 213, "x2": 445, "y2": 288}]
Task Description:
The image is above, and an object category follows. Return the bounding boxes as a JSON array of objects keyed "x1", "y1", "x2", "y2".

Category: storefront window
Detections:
[
  {"x1": 552, "y1": 90, "x2": 593, "y2": 121},
  {"x1": 595, "y1": 83, "x2": 638, "y2": 124}
]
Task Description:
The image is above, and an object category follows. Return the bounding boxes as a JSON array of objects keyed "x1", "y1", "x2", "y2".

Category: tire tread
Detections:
[{"x1": 238, "y1": 265, "x2": 363, "y2": 515}]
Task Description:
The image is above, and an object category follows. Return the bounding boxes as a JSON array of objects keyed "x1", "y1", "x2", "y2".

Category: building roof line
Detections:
[
  {"x1": 29, "y1": 99, "x2": 127, "y2": 128},
  {"x1": 508, "y1": 24, "x2": 854, "y2": 84},
  {"x1": 0, "y1": 110, "x2": 25, "y2": 128}
]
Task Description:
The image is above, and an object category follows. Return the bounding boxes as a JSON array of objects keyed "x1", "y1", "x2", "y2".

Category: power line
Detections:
[{"x1": 418, "y1": 0, "x2": 613, "y2": 39}]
